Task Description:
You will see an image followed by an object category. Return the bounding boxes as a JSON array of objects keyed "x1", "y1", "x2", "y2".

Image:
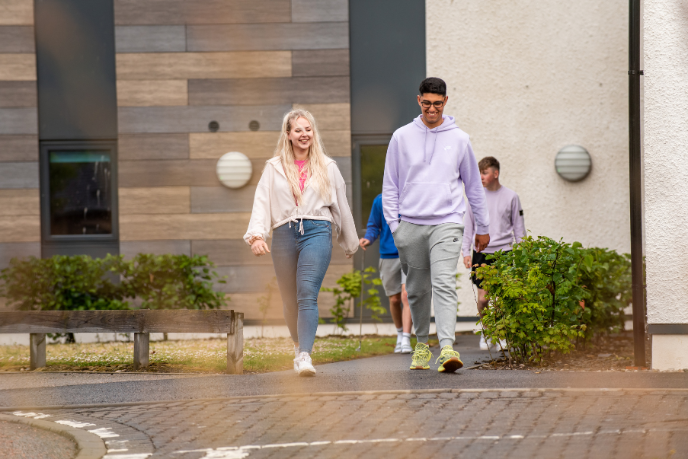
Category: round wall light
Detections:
[
  {"x1": 216, "y1": 152, "x2": 253, "y2": 189},
  {"x1": 555, "y1": 145, "x2": 592, "y2": 182}
]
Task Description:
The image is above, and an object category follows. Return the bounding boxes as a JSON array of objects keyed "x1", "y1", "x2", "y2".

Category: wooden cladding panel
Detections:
[
  {"x1": 117, "y1": 80, "x2": 188, "y2": 107},
  {"x1": 0, "y1": 135, "x2": 37, "y2": 162},
  {"x1": 118, "y1": 134, "x2": 189, "y2": 161},
  {"x1": 193, "y1": 238, "x2": 354, "y2": 267},
  {"x1": 292, "y1": 49, "x2": 349, "y2": 77},
  {"x1": 116, "y1": 52, "x2": 291, "y2": 80},
  {"x1": 120, "y1": 240, "x2": 191, "y2": 259},
  {"x1": 0, "y1": 242, "x2": 40, "y2": 269},
  {"x1": 293, "y1": 103, "x2": 351, "y2": 130},
  {"x1": 0, "y1": 54, "x2": 35, "y2": 80},
  {"x1": 0, "y1": 26, "x2": 34, "y2": 52},
  {"x1": 120, "y1": 212, "x2": 251, "y2": 240},
  {"x1": 114, "y1": 0, "x2": 291, "y2": 26},
  {"x1": 119, "y1": 187, "x2": 191, "y2": 215},
  {"x1": 188, "y1": 76, "x2": 349, "y2": 106},
  {"x1": 0, "y1": 189, "x2": 38, "y2": 216},
  {"x1": 0, "y1": 215, "x2": 39, "y2": 242},
  {"x1": 0, "y1": 310, "x2": 239, "y2": 333},
  {"x1": 292, "y1": 0, "x2": 348, "y2": 23},
  {"x1": 118, "y1": 105, "x2": 291, "y2": 134},
  {"x1": 0, "y1": 0, "x2": 34, "y2": 26},
  {"x1": 0, "y1": 107, "x2": 36, "y2": 134},
  {"x1": 0, "y1": 81, "x2": 36, "y2": 107},
  {"x1": 0, "y1": 161, "x2": 38, "y2": 188},
  {"x1": 191, "y1": 186, "x2": 256, "y2": 214},
  {"x1": 119, "y1": 159, "x2": 218, "y2": 187},
  {"x1": 190, "y1": 131, "x2": 278, "y2": 159},
  {"x1": 186, "y1": 23, "x2": 348, "y2": 52},
  {"x1": 115, "y1": 26, "x2": 186, "y2": 53}
]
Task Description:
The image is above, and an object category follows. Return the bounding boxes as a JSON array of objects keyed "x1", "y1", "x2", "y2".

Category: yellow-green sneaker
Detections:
[
  {"x1": 436, "y1": 345, "x2": 463, "y2": 373},
  {"x1": 410, "y1": 342, "x2": 432, "y2": 370}
]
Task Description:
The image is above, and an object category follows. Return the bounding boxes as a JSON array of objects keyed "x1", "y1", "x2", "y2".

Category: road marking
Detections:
[
  {"x1": 55, "y1": 420, "x2": 96, "y2": 428},
  {"x1": 174, "y1": 429, "x2": 657, "y2": 458},
  {"x1": 12, "y1": 411, "x2": 52, "y2": 419}
]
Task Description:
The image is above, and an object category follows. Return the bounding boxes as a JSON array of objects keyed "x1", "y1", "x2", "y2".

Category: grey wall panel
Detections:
[
  {"x1": 35, "y1": 0, "x2": 118, "y2": 140},
  {"x1": 115, "y1": 26, "x2": 186, "y2": 53},
  {"x1": 0, "y1": 108, "x2": 37, "y2": 135},
  {"x1": 0, "y1": 81, "x2": 36, "y2": 108},
  {"x1": 292, "y1": 0, "x2": 348, "y2": 23},
  {"x1": 118, "y1": 159, "x2": 218, "y2": 187},
  {"x1": 0, "y1": 162, "x2": 39, "y2": 188},
  {"x1": 191, "y1": 186, "x2": 256, "y2": 214},
  {"x1": 188, "y1": 77, "x2": 349, "y2": 106},
  {"x1": 120, "y1": 240, "x2": 191, "y2": 258},
  {"x1": 331, "y1": 156, "x2": 351, "y2": 182},
  {"x1": 114, "y1": 0, "x2": 291, "y2": 25},
  {"x1": 0, "y1": 26, "x2": 35, "y2": 53},
  {"x1": 118, "y1": 134, "x2": 189, "y2": 160},
  {"x1": 118, "y1": 105, "x2": 291, "y2": 133},
  {"x1": 350, "y1": 0, "x2": 426, "y2": 135},
  {"x1": 186, "y1": 23, "x2": 348, "y2": 52},
  {"x1": 192, "y1": 239, "x2": 271, "y2": 266},
  {"x1": 0, "y1": 135, "x2": 38, "y2": 162},
  {"x1": 292, "y1": 49, "x2": 349, "y2": 77},
  {"x1": 0, "y1": 241, "x2": 41, "y2": 269}
]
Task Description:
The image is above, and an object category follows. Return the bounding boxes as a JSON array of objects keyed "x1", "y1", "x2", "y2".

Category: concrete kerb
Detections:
[
  {"x1": 0, "y1": 413, "x2": 106, "y2": 459},
  {"x1": 2, "y1": 387, "x2": 688, "y2": 413}
]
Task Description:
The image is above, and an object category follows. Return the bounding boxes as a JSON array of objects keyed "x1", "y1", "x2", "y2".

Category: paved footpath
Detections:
[{"x1": 1, "y1": 336, "x2": 687, "y2": 458}]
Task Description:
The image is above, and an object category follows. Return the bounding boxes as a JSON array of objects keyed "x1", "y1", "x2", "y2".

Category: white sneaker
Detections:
[
  {"x1": 400, "y1": 341, "x2": 413, "y2": 354},
  {"x1": 293, "y1": 346, "x2": 299, "y2": 373},
  {"x1": 294, "y1": 352, "x2": 316, "y2": 377},
  {"x1": 479, "y1": 334, "x2": 489, "y2": 351},
  {"x1": 394, "y1": 340, "x2": 402, "y2": 353}
]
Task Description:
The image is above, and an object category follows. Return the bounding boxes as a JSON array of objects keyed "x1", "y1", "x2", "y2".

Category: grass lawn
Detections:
[{"x1": 0, "y1": 336, "x2": 432, "y2": 374}]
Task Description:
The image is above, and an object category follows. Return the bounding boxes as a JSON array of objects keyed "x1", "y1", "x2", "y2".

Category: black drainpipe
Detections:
[{"x1": 628, "y1": 0, "x2": 646, "y2": 367}]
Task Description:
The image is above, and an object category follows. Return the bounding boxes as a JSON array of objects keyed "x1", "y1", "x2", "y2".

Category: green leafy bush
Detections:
[
  {"x1": 0, "y1": 254, "x2": 228, "y2": 311},
  {"x1": 476, "y1": 236, "x2": 632, "y2": 363},
  {"x1": 321, "y1": 267, "x2": 384, "y2": 332}
]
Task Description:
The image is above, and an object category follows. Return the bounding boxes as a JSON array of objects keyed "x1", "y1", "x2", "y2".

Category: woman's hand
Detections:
[
  {"x1": 251, "y1": 239, "x2": 270, "y2": 257},
  {"x1": 346, "y1": 253, "x2": 353, "y2": 259}
]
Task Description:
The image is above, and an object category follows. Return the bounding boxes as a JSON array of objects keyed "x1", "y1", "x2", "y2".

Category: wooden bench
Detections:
[{"x1": 0, "y1": 310, "x2": 244, "y2": 374}]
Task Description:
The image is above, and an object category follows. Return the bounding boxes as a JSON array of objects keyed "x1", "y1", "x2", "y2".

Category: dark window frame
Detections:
[{"x1": 39, "y1": 140, "x2": 119, "y2": 244}]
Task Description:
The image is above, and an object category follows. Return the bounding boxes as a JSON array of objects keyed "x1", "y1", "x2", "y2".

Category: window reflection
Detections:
[{"x1": 49, "y1": 150, "x2": 112, "y2": 235}]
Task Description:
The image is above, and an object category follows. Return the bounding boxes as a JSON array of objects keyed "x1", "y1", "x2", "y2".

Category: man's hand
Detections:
[
  {"x1": 463, "y1": 255, "x2": 472, "y2": 270},
  {"x1": 359, "y1": 238, "x2": 371, "y2": 250},
  {"x1": 474, "y1": 234, "x2": 490, "y2": 253},
  {"x1": 251, "y1": 239, "x2": 270, "y2": 257}
]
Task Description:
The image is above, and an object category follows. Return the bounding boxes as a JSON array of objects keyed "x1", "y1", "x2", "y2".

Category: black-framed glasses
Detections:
[{"x1": 420, "y1": 99, "x2": 445, "y2": 109}]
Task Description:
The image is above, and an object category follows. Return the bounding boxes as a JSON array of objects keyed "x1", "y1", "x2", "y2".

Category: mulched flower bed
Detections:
[{"x1": 471, "y1": 331, "x2": 661, "y2": 372}]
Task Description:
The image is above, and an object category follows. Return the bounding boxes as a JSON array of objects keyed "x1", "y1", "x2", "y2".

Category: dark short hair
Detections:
[
  {"x1": 419, "y1": 77, "x2": 446, "y2": 96},
  {"x1": 479, "y1": 156, "x2": 500, "y2": 172}
]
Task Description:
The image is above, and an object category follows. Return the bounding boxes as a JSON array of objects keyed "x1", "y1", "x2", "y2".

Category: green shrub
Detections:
[
  {"x1": 0, "y1": 254, "x2": 227, "y2": 311},
  {"x1": 476, "y1": 237, "x2": 633, "y2": 363},
  {"x1": 321, "y1": 267, "x2": 384, "y2": 332}
]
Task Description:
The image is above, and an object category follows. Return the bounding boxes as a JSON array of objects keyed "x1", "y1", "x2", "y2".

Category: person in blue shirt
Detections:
[{"x1": 359, "y1": 194, "x2": 413, "y2": 353}]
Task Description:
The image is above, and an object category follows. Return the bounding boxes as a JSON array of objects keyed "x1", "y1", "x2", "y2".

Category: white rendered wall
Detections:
[
  {"x1": 644, "y1": 1, "x2": 688, "y2": 369},
  {"x1": 426, "y1": 1, "x2": 630, "y2": 317}
]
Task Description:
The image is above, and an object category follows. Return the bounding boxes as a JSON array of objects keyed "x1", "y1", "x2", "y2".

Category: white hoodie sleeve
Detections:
[
  {"x1": 244, "y1": 165, "x2": 273, "y2": 244},
  {"x1": 330, "y1": 166, "x2": 359, "y2": 256}
]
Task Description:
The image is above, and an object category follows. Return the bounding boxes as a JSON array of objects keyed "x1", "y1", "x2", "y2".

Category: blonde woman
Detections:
[{"x1": 244, "y1": 109, "x2": 358, "y2": 376}]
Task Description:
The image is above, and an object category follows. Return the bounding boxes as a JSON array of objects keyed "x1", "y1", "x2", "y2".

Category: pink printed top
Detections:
[{"x1": 294, "y1": 160, "x2": 308, "y2": 205}]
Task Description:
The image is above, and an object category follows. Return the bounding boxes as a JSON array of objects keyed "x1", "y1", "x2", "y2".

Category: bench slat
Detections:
[{"x1": 0, "y1": 310, "x2": 237, "y2": 334}]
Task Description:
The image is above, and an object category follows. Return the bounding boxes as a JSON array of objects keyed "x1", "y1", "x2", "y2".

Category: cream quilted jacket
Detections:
[{"x1": 244, "y1": 156, "x2": 359, "y2": 256}]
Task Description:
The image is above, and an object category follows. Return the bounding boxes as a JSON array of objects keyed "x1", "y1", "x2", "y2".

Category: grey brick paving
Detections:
[{"x1": 8, "y1": 389, "x2": 687, "y2": 459}]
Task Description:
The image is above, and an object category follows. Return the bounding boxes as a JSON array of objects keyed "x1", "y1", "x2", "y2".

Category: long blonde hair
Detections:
[{"x1": 274, "y1": 109, "x2": 332, "y2": 205}]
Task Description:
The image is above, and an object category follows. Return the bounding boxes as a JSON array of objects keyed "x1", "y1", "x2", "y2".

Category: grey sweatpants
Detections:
[{"x1": 392, "y1": 221, "x2": 463, "y2": 349}]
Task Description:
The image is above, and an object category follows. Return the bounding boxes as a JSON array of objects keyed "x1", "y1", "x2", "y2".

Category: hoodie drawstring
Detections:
[
  {"x1": 288, "y1": 216, "x2": 305, "y2": 235},
  {"x1": 424, "y1": 125, "x2": 439, "y2": 164}
]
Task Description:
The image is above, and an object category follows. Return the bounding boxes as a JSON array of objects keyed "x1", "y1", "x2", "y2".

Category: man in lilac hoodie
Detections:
[{"x1": 383, "y1": 77, "x2": 490, "y2": 373}]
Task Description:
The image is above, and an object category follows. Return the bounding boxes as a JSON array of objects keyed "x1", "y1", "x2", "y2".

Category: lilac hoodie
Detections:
[{"x1": 382, "y1": 115, "x2": 489, "y2": 234}]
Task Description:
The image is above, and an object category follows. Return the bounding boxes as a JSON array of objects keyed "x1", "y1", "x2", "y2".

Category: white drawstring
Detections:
[
  {"x1": 299, "y1": 217, "x2": 304, "y2": 235},
  {"x1": 287, "y1": 215, "x2": 305, "y2": 234}
]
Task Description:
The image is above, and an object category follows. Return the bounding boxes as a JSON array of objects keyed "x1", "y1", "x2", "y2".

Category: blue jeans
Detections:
[{"x1": 271, "y1": 219, "x2": 332, "y2": 354}]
